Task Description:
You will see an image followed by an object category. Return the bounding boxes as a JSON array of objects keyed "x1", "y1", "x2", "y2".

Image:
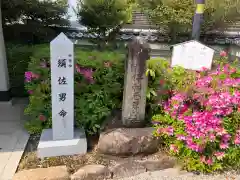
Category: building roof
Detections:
[
  {"x1": 171, "y1": 40, "x2": 215, "y2": 52},
  {"x1": 67, "y1": 10, "x2": 240, "y2": 45},
  {"x1": 171, "y1": 40, "x2": 203, "y2": 47},
  {"x1": 123, "y1": 10, "x2": 158, "y2": 30}
]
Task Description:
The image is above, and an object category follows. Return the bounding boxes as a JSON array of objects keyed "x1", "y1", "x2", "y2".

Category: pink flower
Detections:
[
  {"x1": 234, "y1": 136, "x2": 240, "y2": 145},
  {"x1": 27, "y1": 90, "x2": 33, "y2": 94},
  {"x1": 230, "y1": 68, "x2": 237, "y2": 74},
  {"x1": 75, "y1": 64, "x2": 81, "y2": 73},
  {"x1": 171, "y1": 93, "x2": 186, "y2": 102},
  {"x1": 40, "y1": 62, "x2": 47, "y2": 68},
  {"x1": 219, "y1": 142, "x2": 229, "y2": 149},
  {"x1": 214, "y1": 152, "x2": 225, "y2": 160},
  {"x1": 176, "y1": 134, "x2": 186, "y2": 141},
  {"x1": 200, "y1": 156, "x2": 206, "y2": 163},
  {"x1": 200, "y1": 67, "x2": 208, "y2": 71},
  {"x1": 32, "y1": 73, "x2": 40, "y2": 79},
  {"x1": 216, "y1": 128, "x2": 227, "y2": 136},
  {"x1": 170, "y1": 144, "x2": 179, "y2": 153},
  {"x1": 24, "y1": 71, "x2": 40, "y2": 82},
  {"x1": 221, "y1": 134, "x2": 231, "y2": 142},
  {"x1": 104, "y1": 61, "x2": 112, "y2": 68},
  {"x1": 25, "y1": 71, "x2": 33, "y2": 82},
  {"x1": 39, "y1": 114, "x2": 46, "y2": 122},
  {"x1": 206, "y1": 157, "x2": 213, "y2": 165},
  {"x1": 159, "y1": 79, "x2": 165, "y2": 85},
  {"x1": 76, "y1": 65, "x2": 95, "y2": 83},
  {"x1": 209, "y1": 133, "x2": 216, "y2": 142},
  {"x1": 220, "y1": 51, "x2": 227, "y2": 57},
  {"x1": 157, "y1": 128, "x2": 162, "y2": 134},
  {"x1": 161, "y1": 126, "x2": 174, "y2": 136},
  {"x1": 187, "y1": 143, "x2": 204, "y2": 152},
  {"x1": 166, "y1": 126, "x2": 174, "y2": 136}
]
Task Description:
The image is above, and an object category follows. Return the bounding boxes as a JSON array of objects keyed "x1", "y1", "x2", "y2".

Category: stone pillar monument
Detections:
[
  {"x1": 122, "y1": 37, "x2": 150, "y2": 127},
  {"x1": 37, "y1": 33, "x2": 87, "y2": 158}
]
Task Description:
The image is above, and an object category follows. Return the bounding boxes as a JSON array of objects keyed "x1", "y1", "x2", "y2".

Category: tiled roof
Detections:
[
  {"x1": 122, "y1": 10, "x2": 240, "y2": 36},
  {"x1": 123, "y1": 10, "x2": 157, "y2": 30}
]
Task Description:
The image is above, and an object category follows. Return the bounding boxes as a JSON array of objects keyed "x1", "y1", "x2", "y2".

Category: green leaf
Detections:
[{"x1": 149, "y1": 69, "x2": 156, "y2": 79}]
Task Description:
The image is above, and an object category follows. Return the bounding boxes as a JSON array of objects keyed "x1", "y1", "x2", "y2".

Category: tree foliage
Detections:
[
  {"x1": 77, "y1": 0, "x2": 131, "y2": 42},
  {"x1": 1, "y1": 0, "x2": 69, "y2": 43},
  {"x1": 203, "y1": 0, "x2": 240, "y2": 31},
  {"x1": 138, "y1": 0, "x2": 240, "y2": 41},
  {"x1": 2, "y1": 0, "x2": 69, "y2": 26}
]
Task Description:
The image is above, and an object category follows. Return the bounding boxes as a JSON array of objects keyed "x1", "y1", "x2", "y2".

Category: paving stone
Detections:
[
  {"x1": 71, "y1": 164, "x2": 110, "y2": 180},
  {"x1": 13, "y1": 166, "x2": 70, "y2": 180}
]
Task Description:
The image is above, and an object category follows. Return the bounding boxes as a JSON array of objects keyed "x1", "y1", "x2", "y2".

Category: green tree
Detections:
[
  {"x1": 77, "y1": 0, "x2": 131, "y2": 45},
  {"x1": 203, "y1": 0, "x2": 240, "y2": 31},
  {"x1": 2, "y1": 0, "x2": 69, "y2": 26},
  {"x1": 1, "y1": 0, "x2": 69, "y2": 43},
  {"x1": 138, "y1": 0, "x2": 240, "y2": 43}
]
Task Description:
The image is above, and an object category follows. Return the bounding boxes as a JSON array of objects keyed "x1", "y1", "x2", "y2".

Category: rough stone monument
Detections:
[
  {"x1": 122, "y1": 36, "x2": 150, "y2": 127},
  {"x1": 37, "y1": 33, "x2": 87, "y2": 158}
]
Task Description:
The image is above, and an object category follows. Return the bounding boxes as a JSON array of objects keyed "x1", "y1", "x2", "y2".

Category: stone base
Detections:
[
  {"x1": 0, "y1": 99, "x2": 13, "y2": 106},
  {"x1": 37, "y1": 128, "x2": 87, "y2": 158},
  {"x1": 0, "y1": 90, "x2": 11, "y2": 102}
]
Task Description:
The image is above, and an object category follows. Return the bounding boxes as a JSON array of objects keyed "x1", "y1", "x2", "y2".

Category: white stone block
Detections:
[
  {"x1": 37, "y1": 128, "x2": 87, "y2": 159},
  {"x1": 171, "y1": 40, "x2": 214, "y2": 71},
  {"x1": 50, "y1": 33, "x2": 75, "y2": 140}
]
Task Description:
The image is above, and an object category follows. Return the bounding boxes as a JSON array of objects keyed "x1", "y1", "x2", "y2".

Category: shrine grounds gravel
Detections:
[{"x1": 118, "y1": 169, "x2": 240, "y2": 180}]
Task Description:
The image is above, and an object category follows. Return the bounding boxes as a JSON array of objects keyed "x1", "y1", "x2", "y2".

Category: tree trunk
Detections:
[
  {"x1": 0, "y1": 3, "x2": 10, "y2": 97},
  {"x1": 169, "y1": 24, "x2": 177, "y2": 44}
]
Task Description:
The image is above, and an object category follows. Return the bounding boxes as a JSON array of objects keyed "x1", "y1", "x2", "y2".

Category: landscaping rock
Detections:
[
  {"x1": 110, "y1": 160, "x2": 146, "y2": 179},
  {"x1": 71, "y1": 164, "x2": 110, "y2": 180},
  {"x1": 13, "y1": 166, "x2": 70, "y2": 180},
  {"x1": 136, "y1": 156, "x2": 176, "y2": 171},
  {"x1": 97, "y1": 128, "x2": 160, "y2": 155},
  {"x1": 109, "y1": 156, "x2": 176, "y2": 179}
]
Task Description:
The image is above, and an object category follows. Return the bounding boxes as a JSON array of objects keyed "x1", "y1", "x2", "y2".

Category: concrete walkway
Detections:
[{"x1": 0, "y1": 99, "x2": 30, "y2": 180}]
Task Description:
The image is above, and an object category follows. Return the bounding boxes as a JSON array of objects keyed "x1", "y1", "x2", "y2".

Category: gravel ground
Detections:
[{"x1": 117, "y1": 168, "x2": 240, "y2": 180}]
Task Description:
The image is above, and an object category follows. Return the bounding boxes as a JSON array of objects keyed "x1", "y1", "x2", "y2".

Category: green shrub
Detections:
[
  {"x1": 149, "y1": 54, "x2": 240, "y2": 172},
  {"x1": 6, "y1": 44, "x2": 37, "y2": 97},
  {"x1": 24, "y1": 46, "x2": 125, "y2": 134},
  {"x1": 145, "y1": 58, "x2": 175, "y2": 120}
]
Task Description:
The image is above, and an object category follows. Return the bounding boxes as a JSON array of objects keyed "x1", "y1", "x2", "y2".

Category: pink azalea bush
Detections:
[{"x1": 151, "y1": 53, "x2": 240, "y2": 172}]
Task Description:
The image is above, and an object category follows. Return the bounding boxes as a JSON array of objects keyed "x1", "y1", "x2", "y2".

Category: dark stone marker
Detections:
[{"x1": 122, "y1": 37, "x2": 150, "y2": 127}]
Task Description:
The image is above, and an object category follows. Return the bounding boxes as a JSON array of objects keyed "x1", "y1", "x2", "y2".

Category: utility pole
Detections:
[{"x1": 192, "y1": 0, "x2": 205, "y2": 40}]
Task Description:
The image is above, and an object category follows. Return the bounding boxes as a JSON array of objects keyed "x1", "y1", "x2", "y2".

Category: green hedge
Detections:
[
  {"x1": 24, "y1": 45, "x2": 125, "y2": 134},
  {"x1": 22, "y1": 44, "x2": 168, "y2": 134},
  {"x1": 6, "y1": 44, "x2": 37, "y2": 97}
]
